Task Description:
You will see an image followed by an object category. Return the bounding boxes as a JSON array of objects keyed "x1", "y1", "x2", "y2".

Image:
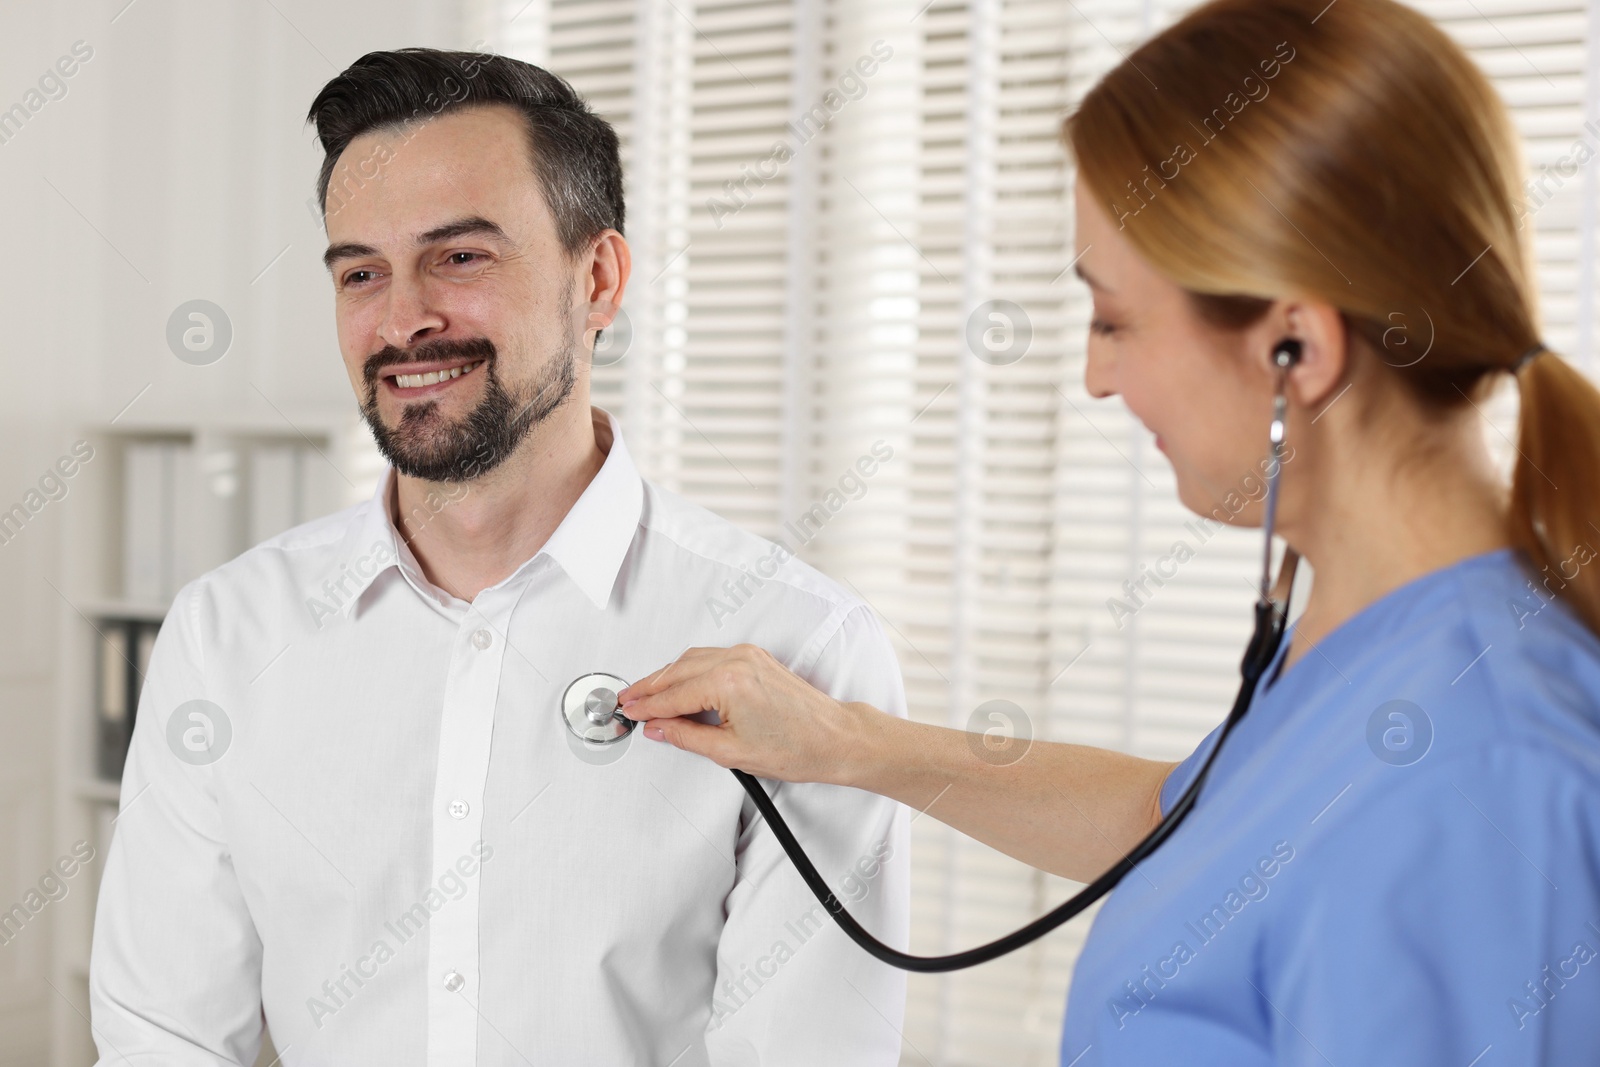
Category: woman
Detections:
[{"x1": 620, "y1": 0, "x2": 1600, "y2": 1062}]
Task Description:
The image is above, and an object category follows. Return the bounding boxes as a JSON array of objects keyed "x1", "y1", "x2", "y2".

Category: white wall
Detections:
[{"x1": 0, "y1": 1, "x2": 463, "y2": 1060}]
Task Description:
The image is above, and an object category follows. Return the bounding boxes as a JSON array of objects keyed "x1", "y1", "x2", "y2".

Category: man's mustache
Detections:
[{"x1": 363, "y1": 337, "x2": 497, "y2": 387}]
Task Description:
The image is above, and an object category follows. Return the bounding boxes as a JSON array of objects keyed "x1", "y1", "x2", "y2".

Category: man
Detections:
[{"x1": 89, "y1": 48, "x2": 909, "y2": 1066}]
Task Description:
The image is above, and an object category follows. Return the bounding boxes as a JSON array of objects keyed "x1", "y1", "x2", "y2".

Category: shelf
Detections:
[
  {"x1": 98, "y1": 410, "x2": 358, "y2": 439},
  {"x1": 77, "y1": 598, "x2": 170, "y2": 623},
  {"x1": 74, "y1": 779, "x2": 120, "y2": 804}
]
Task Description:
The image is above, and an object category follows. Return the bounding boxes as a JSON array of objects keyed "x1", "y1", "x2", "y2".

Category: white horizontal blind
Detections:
[
  {"x1": 1420, "y1": 0, "x2": 1597, "y2": 365},
  {"x1": 888, "y1": 2, "x2": 1093, "y2": 1061},
  {"x1": 541, "y1": 0, "x2": 640, "y2": 399},
  {"x1": 671, "y1": 0, "x2": 796, "y2": 532},
  {"x1": 472, "y1": 0, "x2": 632, "y2": 410},
  {"x1": 466, "y1": 1, "x2": 1600, "y2": 1064}
]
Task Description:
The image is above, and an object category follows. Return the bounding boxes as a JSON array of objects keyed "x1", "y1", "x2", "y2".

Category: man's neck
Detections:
[{"x1": 391, "y1": 404, "x2": 608, "y2": 602}]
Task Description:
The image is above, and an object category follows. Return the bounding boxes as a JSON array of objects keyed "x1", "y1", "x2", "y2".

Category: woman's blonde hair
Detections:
[{"x1": 1067, "y1": 0, "x2": 1600, "y2": 636}]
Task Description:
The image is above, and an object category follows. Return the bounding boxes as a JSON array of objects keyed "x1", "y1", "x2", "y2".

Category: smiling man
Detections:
[{"x1": 87, "y1": 48, "x2": 909, "y2": 1066}]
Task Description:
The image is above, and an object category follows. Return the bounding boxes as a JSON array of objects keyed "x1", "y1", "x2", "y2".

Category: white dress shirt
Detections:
[{"x1": 89, "y1": 406, "x2": 910, "y2": 1066}]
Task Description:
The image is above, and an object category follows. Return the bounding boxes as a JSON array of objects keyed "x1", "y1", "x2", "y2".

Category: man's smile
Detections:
[{"x1": 381, "y1": 357, "x2": 486, "y2": 398}]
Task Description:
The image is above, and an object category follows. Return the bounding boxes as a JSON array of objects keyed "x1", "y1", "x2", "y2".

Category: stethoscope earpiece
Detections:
[{"x1": 1273, "y1": 337, "x2": 1303, "y2": 369}]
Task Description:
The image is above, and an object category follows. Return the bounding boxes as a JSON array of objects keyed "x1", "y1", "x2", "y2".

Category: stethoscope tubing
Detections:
[
  {"x1": 730, "y1": 344, "x2": 1304, "y2": 973},
  {"x1": 730, "y1": 587, "x2": 1291, "y2": 973}
]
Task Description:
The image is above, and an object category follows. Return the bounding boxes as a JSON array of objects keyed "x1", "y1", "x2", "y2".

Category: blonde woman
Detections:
[{"x1": 621, "y1": 0, "x2": 1600, "y2": 1062}]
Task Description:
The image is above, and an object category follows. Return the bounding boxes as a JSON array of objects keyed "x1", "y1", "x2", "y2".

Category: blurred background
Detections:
[{"x1": 0, "y1": 0, "x2": 1592, "y2": 1063}]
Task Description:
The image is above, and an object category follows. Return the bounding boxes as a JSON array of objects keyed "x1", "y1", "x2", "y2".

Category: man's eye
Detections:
[
  {"x1": 343, "y1": 270, "x2": 376, "y2": 288},
  {"x1": 448, "y1": 252, "x2": 485, "y2": 266},
  {"x1": 1090, "y1": 318, "x2": 1120, "y2": 337}
]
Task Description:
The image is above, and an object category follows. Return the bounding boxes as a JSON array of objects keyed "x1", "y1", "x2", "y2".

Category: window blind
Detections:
[{"x1": 464, "y1": 1, "x2": 1600, "y2": 1063}]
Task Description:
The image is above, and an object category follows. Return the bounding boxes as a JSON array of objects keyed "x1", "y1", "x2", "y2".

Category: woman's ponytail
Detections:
[{"x1": 1509, "y1": 349, "x2": 1600, "y2": 637}]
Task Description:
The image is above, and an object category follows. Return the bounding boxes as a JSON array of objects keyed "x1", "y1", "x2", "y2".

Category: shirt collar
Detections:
[
  {"x1": 536, "y1": 407, "x2": 643, "y2": 610},
  {"x1": 335, "y1": 406, "x2": 643, "y2": 618}
]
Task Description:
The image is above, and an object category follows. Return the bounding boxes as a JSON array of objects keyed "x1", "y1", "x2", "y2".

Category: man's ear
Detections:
[
  {"x1": 1278, "y1": 300, "x2": 1347, "y2": 409},
  {"x1": 582, "y1": 230, "x2": 632, "y2": 343}
]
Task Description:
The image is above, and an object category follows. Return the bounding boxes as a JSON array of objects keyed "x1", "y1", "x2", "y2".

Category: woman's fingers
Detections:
[
  {"x1": 640, "y1": 715, "x2": 743, "y2": 768},
  {"x1": 619, "y1": 643, "x2": 853, "y2": 784},
  {"x1": 618, "y1": 646, "x2": 722, "y2": 704},
  {"x1": 625, "y1": 655, "x2": 761, "y2": 768},
  {"x1": 620, "y1": 660, "x2": 728, "y2": 723},
  {"x1": 621, "y1": 646, "x2": 765, "y2": 720}
]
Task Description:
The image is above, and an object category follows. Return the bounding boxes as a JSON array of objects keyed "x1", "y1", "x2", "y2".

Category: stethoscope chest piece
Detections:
[{"x1": 561, "y1": 672, "x2": 635, "y2": 744}]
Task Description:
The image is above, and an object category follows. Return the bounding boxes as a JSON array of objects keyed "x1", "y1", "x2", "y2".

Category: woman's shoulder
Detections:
[
  {"x1": 1309, "y1": 546, "x2": 1600, "y2": 769},
  {"x1": 1434, "y1": 546, "x2": 1600, "y2": 763},
  {"x1": 1253, "y1": 545, "x2": 1600, "y2": 880},
  {"x1": 1281, "y1": 544, "x2": 1600, "y2": 883}
]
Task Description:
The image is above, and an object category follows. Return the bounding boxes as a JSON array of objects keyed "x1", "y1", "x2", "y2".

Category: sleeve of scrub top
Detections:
[
  {"x1": 1267, "y1": 746, "x2": 1600, "y2": 1067},
  {"x1": 1159, "y1": 722, "x2": 1221, "y2": 815},
  {"x1": 703, "y1": 603, "x2": 912, "y2": 1066},
  {"x1": 88, "y1": 579, "x2": 266, "y2": 1066}
]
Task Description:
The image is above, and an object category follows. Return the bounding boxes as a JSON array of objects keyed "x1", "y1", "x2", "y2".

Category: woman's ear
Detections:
[{"x1": 1277, "y1": 300, "x2": 1348, "y2": 409}]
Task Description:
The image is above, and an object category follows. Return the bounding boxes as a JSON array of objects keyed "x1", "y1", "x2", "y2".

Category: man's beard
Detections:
[{"x1": 360, "y1": 333, "x2": 577, "y2": 483}]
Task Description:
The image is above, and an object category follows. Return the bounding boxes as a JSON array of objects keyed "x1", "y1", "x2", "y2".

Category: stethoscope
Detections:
[{"x1": 560, "y1": 339, "x2": 1304, "y2": 973}]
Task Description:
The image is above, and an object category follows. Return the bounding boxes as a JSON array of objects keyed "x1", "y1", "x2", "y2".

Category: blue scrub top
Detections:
[{"x1": 1060, "y1": 548, "x2": 1600, "y2": 1066}]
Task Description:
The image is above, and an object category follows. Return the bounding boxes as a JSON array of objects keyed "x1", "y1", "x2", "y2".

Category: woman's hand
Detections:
[
  {"x1": 618, "y1": 644, "x2": 874, "y2": 786},
  {"x1": 621, "y1": 644, "x2": 1176, "y2": 882}
]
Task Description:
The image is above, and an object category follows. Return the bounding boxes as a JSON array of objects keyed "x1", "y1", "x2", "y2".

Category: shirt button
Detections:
[
  {"x1": 448, "y1": 799, "x2": 470, "y2": 820},
  {"x1": 471, "y1": 628, "x2": 492, "y2": 650},
  {"x1": 443, "y1": 970, "x2": 465, "y2": 992}
]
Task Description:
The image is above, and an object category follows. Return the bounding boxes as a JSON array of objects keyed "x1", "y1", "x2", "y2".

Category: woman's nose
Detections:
[{"x1": 1083, "y1": 342, "x2": 1117, "y2": 400}]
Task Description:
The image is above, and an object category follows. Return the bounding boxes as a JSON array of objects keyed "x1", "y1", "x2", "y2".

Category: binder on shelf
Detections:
[
  {"x1": 123, "y1": 437, "x2": 252, "y2": 601},
  {"x1": 94, "y1": 617, "x2": 161, "y2": 782},
  {"x1": 95, "y1": 623, "x2": 130, "y2": 782},
  {"x1": 249, "y1": 444, "x2": 302, "y2": 545},
  {"x1": 134, "y1": 624, "x2": 157, "y2": 691},
  {"x1": 169, "y1": 444, "x2": 204, "y2": 598},
  {"x1": 247, "y1": 441, "x2": 333, "y2": 545},
  {"x1": 121, "y1": 443, "x2": 170, "y2": 603}
]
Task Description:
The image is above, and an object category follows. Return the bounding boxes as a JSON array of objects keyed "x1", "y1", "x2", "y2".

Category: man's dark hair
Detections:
[{"x1": 306, "y1": 47, "x2": 624, "y2": 254}]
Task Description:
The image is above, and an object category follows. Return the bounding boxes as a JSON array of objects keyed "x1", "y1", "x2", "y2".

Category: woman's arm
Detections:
[{"x1": 619, "y1": 644, "x2": 1176, "y2": 883}]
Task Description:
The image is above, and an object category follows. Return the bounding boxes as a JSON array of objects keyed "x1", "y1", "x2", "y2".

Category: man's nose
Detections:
[{"x1": 377, "y1": 274, "x2": 446, "y2": 350}]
